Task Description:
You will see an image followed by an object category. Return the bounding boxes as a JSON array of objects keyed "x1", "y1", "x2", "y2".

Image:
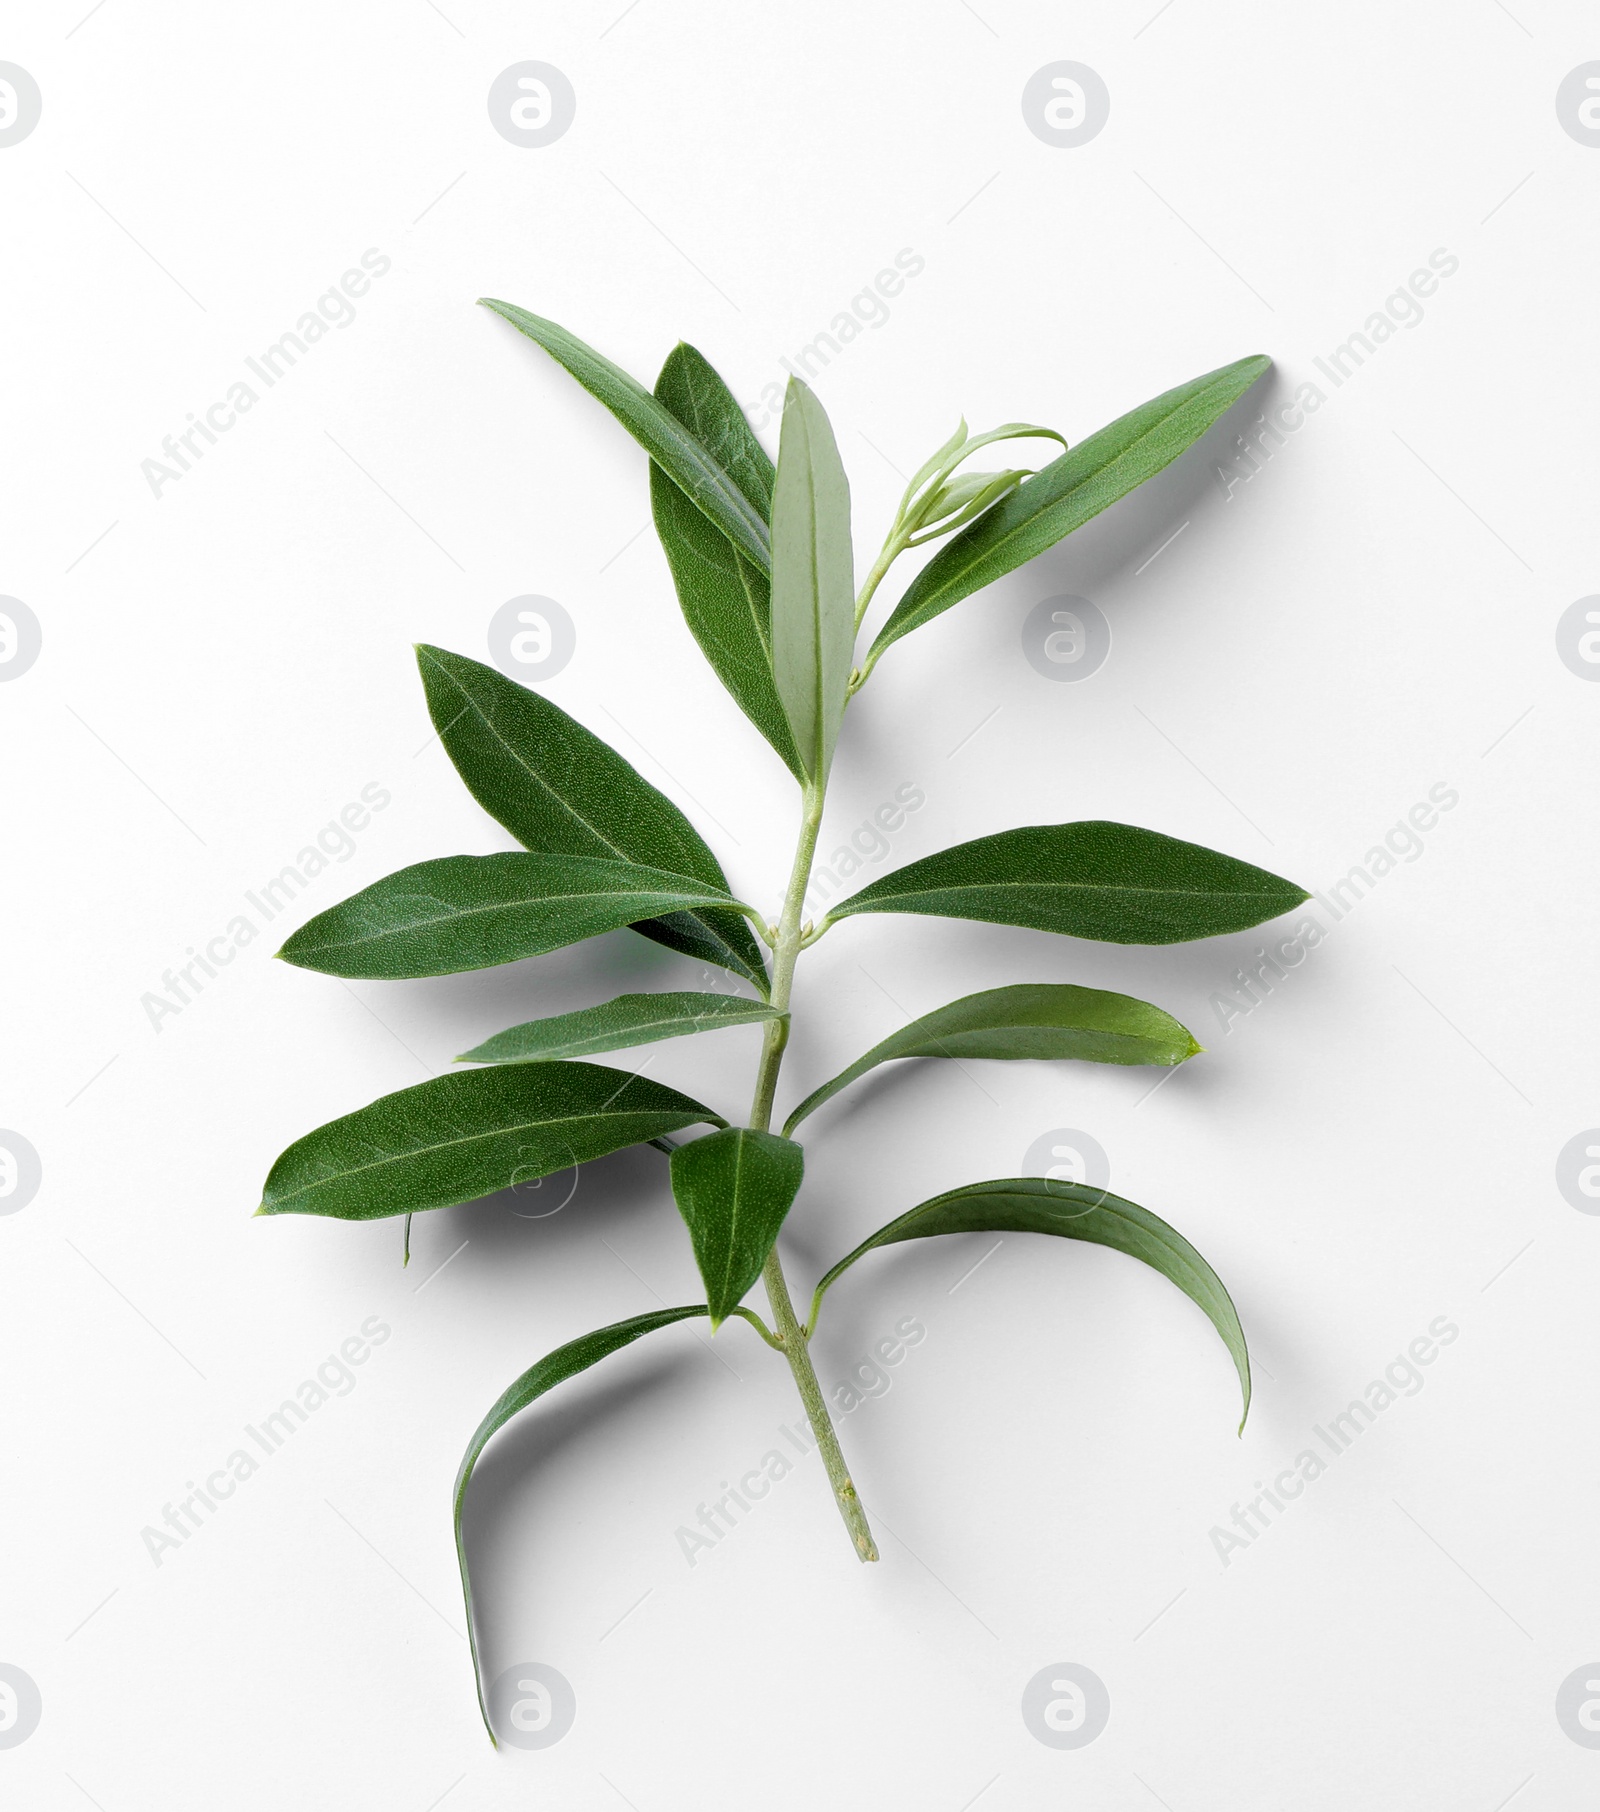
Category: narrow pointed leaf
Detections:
[
  {"x1": 627, "y1": 907, "x2": 771, "y2": 990},
  {"x1": 478, "y1": 300, "x2": 770, "y2": 568},
  {"x1": 784, "y1": 983, "x2": 1200, "y2": 1133},
  {"x1": 903, "y1": 417, "x2": 968, "y2": 502},
  {"x1": 813, "y1": 1176, "x2": 1249, "y2": 1424},
  {"x1": 416, "y1": 645, "x2": 768, "y2": 993},
  {"x1": 769, "y1": 379, "x2": 855, "y2": 782},
  {"x1": 905, "y1": 470, "x2": 1031, "y2": 544},
  {"x1": 650, "y1": 347, "x2": 803, "y2": 776},
  {"x1": 459, "y1": 990, "x2": 783, "y2": 1064},
  {"x1": 455, "y1": 1306, "x2": 709, "y2": 1742},
  {"x1": 870, "y1": 354, "x2": 1271, "y2": 661},
  {"x1": 258, "y1": 1063, "x2": 723, "y2": 1222},
  {"x1": 828, "y1": 821, "x2": 1308, "y2": 945},
  {"x1": 278, "y1": 853, "x2": 748, "y2": 979},
  {"x1": 669, "y1": 1128, "x2": 804, "y2": 1324},
  {"x1": 653, "y1": 341, "x2": 774, "y2": 514}
]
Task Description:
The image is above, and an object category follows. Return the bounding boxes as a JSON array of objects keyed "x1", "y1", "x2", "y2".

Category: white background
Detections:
[{"x1": 3, "y1": 2, "x2": 1597, "y2": 1806}]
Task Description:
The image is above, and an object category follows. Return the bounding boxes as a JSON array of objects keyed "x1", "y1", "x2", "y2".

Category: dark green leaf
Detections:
[
  {"x1": 257, "y1": 1063, "x2": 723, "y2": 1222},
  {"x1": 828, "y1": 821, "x2": 1308, "y2": 945},
  {"x1": 278, "y1": 853, "x2": 749, "y2": 979},
  {"x1": 770, "y1": 379, "x2": 855, "y2": 782},
  {"x1": 478, "y1": 300, "x2": 770, "y2": 569},
  {"x1": 650, "y1": 348, "x2": 803, "y2": 778},
  {"x1": 459, "y1": 990, "x2": 783, "y2": 1064},
  {"x1": 669, "y1": 1128, "x2": 804, "y2": 1325},
  {"x1": 654, "y1": 342, "x2": 774, "y2": 513},
  {"x1": 783, "y1": 982, "x2": 1200, "y2": 1133},
  {"x1": 869, "y1": 354, "x2": 1271, "y2": 662},
  {"x1": 416, "y1": 645, "x2": 769, "y2": 993},
  {"x1": 626, "y1": 907, "x2": 771, "y2": 992},
  {"x1": 813, "y1": 1176, "x2": 1249, "y2": 1425},
  {"x1": 454, "y1": 1306, "x2": 709, "y2": 1743}
]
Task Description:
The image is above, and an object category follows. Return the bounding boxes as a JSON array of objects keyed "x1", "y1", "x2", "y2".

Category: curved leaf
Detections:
[
  {"x1": 478, "y1": 301, "x2": 770, "y2": 569},
  {"x1": 257, "y1": 1063, "x2": 724, "y2": 1221},
  {"x1": 783, "y1": 982, "x2": 1200, "y2": 1133},
  {"x1": 416, "y1": 645, "x2": 769, "y2": 993},
  {"x1": 869, "y1": 353, "x2": 1271, "y2": 662},
  {"x1": 460, "y1": 990, "x2": 783, "y2": 1064},
  {"x1": 827, "y1": 821, "x2": 1308, "y2": 945},
  {"x1": 650, "y1": 348, "x2": 803, "y2": 778},
  {"x1": 669, "y1": 1128, "x2": 804, "y2": 1324},
  {"x1": 455, "y1": 1306, "x2": 709, "y2": 1743},
  {"x1": 770, "y1": 379, "x2": 855, "y2": 783},
  {"x1": 279, "y1": 853, "x2": 749, "y2": 979},
  {"x1": 812, "y1": 1176, "x2": 1249, "y2": 1425}
]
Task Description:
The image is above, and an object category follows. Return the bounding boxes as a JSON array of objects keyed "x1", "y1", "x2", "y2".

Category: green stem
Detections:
[
  {"x1": 853, "y1": 535, "x2": 904, "y2": 633},
  {"x1": 747, "y1": 786, "x2": 879, "y2": 1564}
]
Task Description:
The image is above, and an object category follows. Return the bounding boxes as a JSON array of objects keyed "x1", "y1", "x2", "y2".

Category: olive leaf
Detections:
[
  {"x1": 769, "y1": 378, "x2": 855, "y2": 784},
  {"x1": 478, "y1": 301, "x2": 770, "y2": 568},
  {"x1": 258, "y1": 1064, "x2": 724, "y2": 1222},
  {"x1": 455, "y1": 1307, "x2": 710, "y2": 1743},
  {"x1": 279, "y1": 853, "x2": 753, "y2": 979},
  {"x1": 867, "y1": 354, "x2": 1270, "y2": 664},
  {"x1": 809, "y1": 1176, "x2": 1250, "y2": 1426},
  {"x1": 650, "y1": 346, "x2": 803, "y2": 777},
  {"x1": 783, "y1": 983, "x2": 1200, "y2": 1133},
  {"x1": 416, "y1": 645, "x2": 769, "y2": 993},
  {"x1": 459, "y1": 991, "x2": 783, "y2": 1065},
  {"x1": 669, "y1": 1128, "x2": 805, "y2": 1325},
  {"x1": 826, "y1": 821, "x2": 1308, "y2": 944}
]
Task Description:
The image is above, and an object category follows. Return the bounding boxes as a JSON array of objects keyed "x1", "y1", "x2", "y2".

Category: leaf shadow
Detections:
[
  {"x1": 411, "y1": 1141, "x2": 685, "y2": 1285},
  {"x1": 1022, "y1": 372, "x2": 1290, "y2": 601},
  {"x1": 459, "y1": 1348, "x2": 703, "y2": 1688}
]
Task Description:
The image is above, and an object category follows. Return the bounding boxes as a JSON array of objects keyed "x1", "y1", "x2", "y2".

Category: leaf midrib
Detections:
[
  {"x1": 848, "y1": 874, "x2": 1296, "y2": 907},
  {"x1": 486, "y1": 1003, "x2": 773, "y2": 1060},
  {"x1": 271, "y1": 1099, "x2": 683, "y2": 1207},
  {"x1": 296, "y1": 877, "x2": 732, "y2": 953},
  {"x1": 422, "y1": 650, "x2": 694, "y2": 875}
]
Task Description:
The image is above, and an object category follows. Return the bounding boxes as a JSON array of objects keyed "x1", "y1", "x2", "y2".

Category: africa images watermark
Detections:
[
  {"x1": 1208, "y1": 1314, "x2": 1460, "y2": 1568},
  {"x1": 744, "y1": 249, "x2": 925, "y2": 431},
  {"x1": 1214, "y1": 247, "x2": 1460, "y2": 504},
  {"x1": 802, "y1": 780, "x2": 925, "y2": 919},
  {"x1": 140, "y1": 1316, "x2": 393, "y2": 1567},
  {"x1": 675, "y1": 1315, "x2": 927, "y2": 1567},
  {"x1": 1208, "y1": 781, "x2": 1458, "y2": 1036},
  {"x1": 141, "y1": 781, "x2": 390, "y2": 1032},
  {"x1": 140, "y1": 248, "x2": 392, "y2": 499}
]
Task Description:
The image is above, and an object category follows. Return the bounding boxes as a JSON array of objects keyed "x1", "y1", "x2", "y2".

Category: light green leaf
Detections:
[
  {"x1": 769, "y1": 378, "x2": 855, "y2": 783},
  {"x1": 869, "y1": 354, "x2": 1271, "y2": 663},
  {"x1": 827, "y1": 821, "x2": 1308, "y2": 945},
  {"x1": 811, "y1": 1176, "x2": 1249, "y2": 1425},
  {"x1": 257, "y1": 1063, "x2": 724, "y2": 1222},
  {"x1": 669, "y1": 1128, "x2": 804, "y2": 1325},
  {"x1": 459, "y1": 990, "x2": 783, "y2": 1064},
  {"x1": 478, "y1": 301, "x2": 770, "y2": 569},
  {"x1": 416, "y1": 645, "x2": 769, "y2": 994},
  {"x1": 784, "y1": 983, "x2": 1200, "y2": 1133},
  {"x1": 278, "y1": 853, "x2": 751, "y2": 980},
  {"x1": 650, "y1": 347, "x2": 803, "y2": 777},
  {"x1": 455, "y1": 1306, "x2": 710, "y2": 1743}
]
